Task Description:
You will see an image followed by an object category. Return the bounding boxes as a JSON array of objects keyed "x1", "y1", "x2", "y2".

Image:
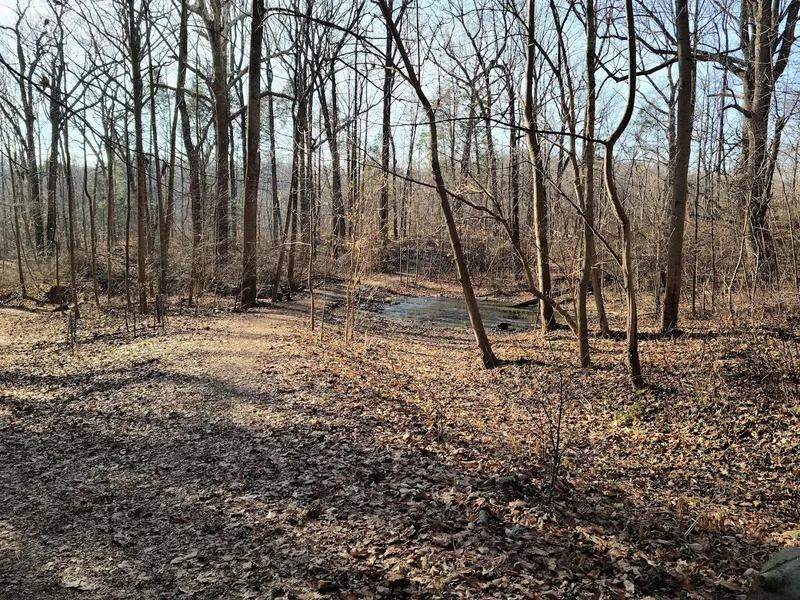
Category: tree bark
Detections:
[
  {"x1": 103, "y1": 107, "x2": 115, "y2": 303},
  {"x1": 378, "y1": 0, "x2": 500, "y2": 368},
  {"x1": 206, "y1": 0, "x2": 231, "y2": 259},
  {"x1": 603, "y1": 0, "x2": 644, "y2": 388},
  {"x1": 146, "y1": 26, "x2": 167, "y2": 296},
  {"x1": 577, "y1": 0, "x2": 595, "y2": 366},
  {"x1": 661, "y1": 0, "x2": 695, "y2": 333},
  {"x1": 176, "y1": 0, "x2": 202, "y2": 305},
  {"x1": 128, "y1": 0, "x2": 148, "y2": 314},
  {"x1": 265, "y1": 37, "x2": 281, "y2": 242},
  {"x1": 241, "y1": 0, "x2": 264, "y2": 309},
  {"x1": 83, "y1": 138, "x2": 100, "y2": 307},
  {"x1": 5, "y1": 150, "x2": 27, "y2": 296},
  {"x1": 379, "y1": 0, "x2": 394, "y2": 251},
  {"x1": 523, "y1": 0, "x2": 554, "y2": 331},
  {"x1": 45, "y1": 51, "x2": 63, "y2": 255},
  {"x1": 735, "y1": 0, "x2": 800, "y2": 281},
  {"x1": 317, "y1": 64, "x2": 345, "y2": 251},
  {"x1": 11, "y1": 16, "x2": 46, "y2": 254},
  {"x1": 62, "y1": 115, "x2": 79, "y2": 319}
]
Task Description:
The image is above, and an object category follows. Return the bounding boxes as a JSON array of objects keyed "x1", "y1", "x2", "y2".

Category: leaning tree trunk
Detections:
[{"x1": 378, "y1": 0, "x2": 500, "y2": 368}]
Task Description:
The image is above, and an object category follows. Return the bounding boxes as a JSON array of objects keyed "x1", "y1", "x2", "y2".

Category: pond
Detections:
[{"x1": 381, "y1": 295, "x2": 539, "y2": 331}]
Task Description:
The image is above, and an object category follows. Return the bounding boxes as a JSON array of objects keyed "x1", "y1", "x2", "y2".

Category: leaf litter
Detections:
[{"x1": 0, "y1": 287, "x2": 798, "y2": 599}]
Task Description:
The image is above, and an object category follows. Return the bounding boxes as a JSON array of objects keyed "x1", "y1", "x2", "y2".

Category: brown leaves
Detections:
[{"x1": 1, "y1": 299, "x2": 798, "y2": 599}]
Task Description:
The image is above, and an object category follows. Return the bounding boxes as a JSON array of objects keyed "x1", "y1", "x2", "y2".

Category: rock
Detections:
[
  {"x1": 505, "y1": 523, "x2": 528, "y2": 538},
  {"x1": 748, "y1": 547, "x2": 800, "y2": 600},
  {"x1": 476, "y1": 509, "x2": 492, "y2": 526}
]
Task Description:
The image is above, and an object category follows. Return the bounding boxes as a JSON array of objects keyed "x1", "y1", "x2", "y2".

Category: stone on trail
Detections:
[{"x1": 748, "y1": 547, "x2": 800, "y2": 600}]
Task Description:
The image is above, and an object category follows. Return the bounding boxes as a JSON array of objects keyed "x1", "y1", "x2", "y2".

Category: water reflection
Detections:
[{"x1": 381, "y1": 296, "x2": 538, "y2": 330}]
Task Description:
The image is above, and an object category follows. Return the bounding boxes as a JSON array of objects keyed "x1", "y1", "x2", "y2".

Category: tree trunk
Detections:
[
  {"x1": 507, "y1": 76, "x2": 521, "y2": 280},
  {"x1": 83, "y1": 139, "x2": 100, "y2": 307},
  {"x1": 581, "y1": 0, "x2": 609, "y2": 341},
  {"x1": 103, "y1": 109, "x2": 115, "y2": 303},
  {"x1": 147, "y1": 24, "x2": 167, "y2": 296},
  {"x1": 14, "y1": 26, "x2": 45, "y2": 254},
  {"x1": 603, "y1": 0, "x2": 644, "y2": 388},
  {"x1": 523, "y1": 0, "x2": 554, "y2": 331},
  {"x1": 271, "y1": 159, "x2": 296, "y2": 301},
  {"x1": 165, "y1": 67, "x2": 179, "y2": 300},
  {"x1": 379, "y1": 0, "x2": 500, "y2": 368},
  {"x1": 5, "y1": 150, "x2": 27, "y2": 296},
  {"x1": 379, "y1": 0, "x2": 394, "y2": 251},
  {"x1": 318, "y1": 63, "x2": 345, "y2": 251},
  {"x1": 661, "y1": 0, "x2": 695, "y2": 333},
  {"x1": 45, "y1": 55, "x2": 63, "y2": 255},
  {"x1": 264, "y1": 39, "x2": 281, "y2": 243},
  {"x1": 176, "y1": 0, "x2": 202, "y2": 305},
  {"x1": 207, "y1": 0, "x2": 231, "y2": 259},
  {"x1": 577, "y1": 0, "x2": 595, "y2": 366},
  {"x1": 241, "y1": 0, "x2": 264, "y2": 309},
  {"x1": 736, "y1": 0, "x2": 800, "y2": 282},
  {"x1": 128, "y1": 0, "x2": 148, "y2": 314},
  {"x1": 62, "y1": 116, "x2": 79, "y2": 319}
]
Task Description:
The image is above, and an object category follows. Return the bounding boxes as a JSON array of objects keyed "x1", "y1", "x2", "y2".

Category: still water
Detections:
[{"x1": 381, "y1": 296, "x2": 538, "y2": 330}]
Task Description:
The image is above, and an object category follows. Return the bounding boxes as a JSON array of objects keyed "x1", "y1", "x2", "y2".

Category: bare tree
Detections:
[
  {"x1": 0, "y1": 7, "x2": 47, "y2": 253},
  {"x1": 44, "y1": 4, "x2": 66, "y2": 255},
  {"x1": 176, "y1": 0, "x2": 203, "y2": 305},
  {"x1": 379, "y1": 0, "x2": 398, "y2": 253},
  {"x1": 660, "y1": 0, "x2": 695, "y2": 332},
  {"x1": 193, "y1": 0, "x2": 233, "y2": 260},
  {"x1": 126, "y1": 0, "x2": 149, "y2": 314},
  {"x1": 603, "y1": 0, "x2": 644, "y2": 388},
  {"x1": 378, "y1": 0, "x2": 500, "y2": 368},
  {"x1": 241, "y1": 0, "x2": 264, "y2": 309},
  {"x1": 523, "y1": 0, "x2": 554, "y2": 331}
]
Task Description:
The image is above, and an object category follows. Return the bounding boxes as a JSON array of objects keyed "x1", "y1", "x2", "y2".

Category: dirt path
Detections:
[
  {"x1": 0, "y1": 304, "x2": 499, "y2": 599},
  {"x1": 0, "y1": 299, "x2": 798, "y2": 599}
]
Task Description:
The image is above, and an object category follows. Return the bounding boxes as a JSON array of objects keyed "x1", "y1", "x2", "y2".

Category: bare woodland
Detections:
[
  {"x1": 1, "y1": 0, "x2": 800, "y2": 597},
  {"x1": 1, "y1": 0, "x2": 799, "y2": 366}
]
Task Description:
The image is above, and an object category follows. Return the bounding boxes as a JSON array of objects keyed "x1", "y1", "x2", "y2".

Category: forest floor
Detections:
[{"x1": 1, "y1": 277, "x2": 799, "y2": 600}]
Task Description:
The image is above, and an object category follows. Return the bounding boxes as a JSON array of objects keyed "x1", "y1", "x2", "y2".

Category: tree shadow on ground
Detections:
[{"x1": 0, "y1": 314, "x2": 783, "y2": 599}]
